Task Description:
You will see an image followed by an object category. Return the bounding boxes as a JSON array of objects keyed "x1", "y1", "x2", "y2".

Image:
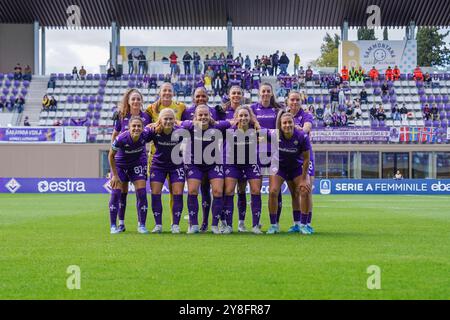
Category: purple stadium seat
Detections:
[
  {"x1": 88, "y1": 104, "x2": 95, "y2": 112},
  {"x1": 439, "y1": 112, "x2": 445, "y2": 119},
  {"x1": 443, "y1": 95, "x2": 449, "y2": 103},
  {"x1": 20, "y1": 88, "x2": 27, "y2": 96},
  {"x1": 62, "y1": 119, "x2": 69, "y2": 126},
  {"x1": 382, "y1": 95, "x2": 389, "y2": 104},
  {"x1": 416, "y1": 81, "x2": 424, "y2": 88},
  {"x1": 435, "y1": 95, "x2": 442, "y2": 103},
  {"x1": 137, "y1": 74, "x2": 143, "y2": 81},
  {"x1": 50, "y1": 73, "x2": 57, "y2": 81},
  {"x1": 387, "y1": 81, "x2": 393, "y2": 88},
  {"x1": 89, "y1": 96, "x2": 96, "y2": 103},
  {"x1": 84, "y1": 119, "x2": 91, "y2": 127},
  {"x1": 98, "y1": 88, "x2": 105, "y2": 96},
  {"x1": 389, "y1": 88, "x2": 395, "y2": 95},
  {"x1": 323, "y1": 96, "x2": 330, "y2": 104},
  {"x1": 390, "y1": 95, "x2": 397, "y2": 104},
  {"x1": 80, "y1": 96, "x2": 87, "y2": 104},
  {"x1": 122, "y1": 74, "x2": 129, "y2": 81},
  {"x1": 7, "y1": 73, "x2": 14, "y2": 80},
  {"x1": 441, "y1": 120, "x2": 448, "y2": 128},
  {"x1": 427, "y1": 96, "x2": 435, "y2": 103},
  {"x1": 400, "y1": 73, "x2": 406, "y2": 81},
  {"x1": 67, "y1": 96, "x2": 74, "y2": 103},
  {"x1": 315, "y1": 96, "x2": 322, "y2": 104},
  {"x1": 195, "y1": 75, "x2": 201, "y2": 81},
  {"x1": 420, "y1": 95, "x2": 427, "y2": 104},
  {"x1": 94, "y1": 74, "x2": 100, "y2": 80},
  {"x1": 379, "y1": 120, "x2": 385, "y2": 127},
  {"x1": 418, "y1": 88, "x2": 425, "y2": 96},
  {"x1": 92, "y1": 119, "x2": 99, "y2": 126},
  {"x1": 9, "y1": 96, "x2": 16, "y2": 103},
  {"x1": 447, "y1": 112, "x2": 450, "y2": 119},
  {"x1": 65, "y1": 74, "x2": 73, "y2": 80},
  {"x1": 86, "y1": 74, "x2": 93, "y2": 80},
  {"x1": 86, "y1": 111, "x2": 93, "y2": 119},
  {"x1": 95, "y1": 103, "x2": 102, "y2": 111},
  {"x1": 57, "y1": 73, "x2": 64, "y2": 80},
  {"x1": 23, "y1": 80, "x2": 30, "y2": 88},
  {"x1": 2, "y1": 88, "x2": 9, "y2": 96},
  {"x1": 187, "y1": 74, "x2": 193, "y2": 82},
  {"x1": 99, "y1": 80, "x2": 106, "y2": 87},
  {"x1": 407, "y1": 73, "x2": 414, "y2": 80},
  {"x1": 93, "y1": 112, "x2": 100, "y2": 119},
  {"x1": 373, "y1": 88, "x2": 381, "y2": 96},
  {"x1": 130, "y1": 74, "x2": 137, "y2": 81},
  {"x1": 97, "y1": 96, "x2": 104, "y2": 103},
  {"x1": 101, "y1": 74, "x2": 107, "y2": 80},
  {"x1": 446, "y1": 104, "x2": 450, "y2": 111},
  {"x1": 75, "y1": 95, "x2": 81, "y2": 103},
  {"x1": 13, "y1": 80, "x2": 20, "y2": 88},
  {"x1": 128, "y1": 81, "x2": 136, "y2": 88},
  {"x1": 11, "y1": 88, "x2": 19, "y2": 96},
  {"x1": 445, "y1": 73, "x2": 450, "y2": 81},
  {"x1": 4, "y1": 80, "x2": 11, "y2": 88},
  {"x1": 179, "y1": 74, "x2": 186, "y2": 81},
  {"x1": 433, "y1": 120, "x2": 440, "y2": 127},
  {"x1": 88, "y1": 134, "x2": 96, "y2": 143},
  {"x1": 0, "y1": 73, "x2": 4, "y2": 80},
  {"x1": 372, "y1": 81, "x2": 380, "y2": 88}
]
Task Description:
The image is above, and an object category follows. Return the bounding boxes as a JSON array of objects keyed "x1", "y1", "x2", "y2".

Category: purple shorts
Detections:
[
  {"x1": 224, "y1": 164, "x2": 261, "y2": 180},
  {"x1": 270, "y1": 165, "x2": 303, "y2": 181},
  {"x1": 185, "y1": 164, "x2": 224, "y2": 181},
  {"x1": 149, "y1": 166, "x2": 185, "y2": 184},
  {"x1": 117, "y1": 163, "x2": 147, "y2": 183},
  {"x1": 300, "y1": 148, "x2": 315, "y2": 176}
]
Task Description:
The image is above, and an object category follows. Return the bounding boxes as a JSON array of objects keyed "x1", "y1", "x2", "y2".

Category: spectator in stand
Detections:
[
  {"x1": 226, "y1": 52, "x2": 233, "y2": 60},
  {"x1": 354, "y1": 104, "x2": 363, "y2": 119},
  {"x1": 391, "y1": 103, "x2": 401, "y2": 121},
  {"x1": 369, "y1": 104, "x2": 377, "y2": 120},
  {"x1": 193, "y1": 52, "x2": 201, "y2": 75},
  {"x1": 79, "y1": 66, "x2": 87, "y2": 80},
  {"x1": 315, "y1": 105, "x2": 324, "y2": 120},
  {"x1": 413, "y1": 66, "x2": 424, "y2": 81},
  {"x1": 205, "y1": 65, "x2": 215, "y2": 80},
  {"x1": 50, "y1": 96, "x2": 57, "y2": 111},
  {"x1": 340, "y1": 111, "x2": 348, "y2": 126},
  {"x1": 305, "y1": 66, "x2": 313, "y2": 82},
  {"x1": 376, "y1": 104, "x2": 386, "y2": 121},
  {"x1": 381, "y1": 81, "x2": 389, "y2": 96},
  {"x1": 138, "y1": 51, "x2": 147, "y2": 74},
  {"x1": 394, "y1": 170, "x2": 403, "y2": 180},
  {"x1": 385, "y1": 66, "x2": 394, "y2": 81},
  {"x1": 323, "y1": 104, "x2": 333, "y2": 125},
  {"x1": 279, "y1": 52, "x2": 290, "y2": 75},
  {"x1": 0, "y1": 101, "x2": 4, "y2": 113},
  {"x1": 341, "y1": 66, "x2": 349, "y2": 82},
  {"x1": 349, "y1": 66, "x2": 357, "y2": 81},
  {"x1": 14, "y1": 63, "x2": 22, "y2": 80},
  {"x1": 169, "y1": 51, "x2": 178, "y2": 75},
  {"x1": 219, "y1": 52, "x2": 226, "y2": 60},
  {"x1": 331, "y1": 112, "x2": 340, "y2": 127},
  {"x1": 128, "y1": 51, "x2": 134, "y2": 74},
  {"x1": 423, "y1": 104, "x2": 431, "y2": 120},
  {"x1": 424, "y1": 72, "x2": 432, "y2": 87},
  {"x1": 72, "y1": 66, "x2": 79, "y2": 80},
  {"x1": 254, "y1": 55, "x2": 261, "y2": 70},
  {"x1": 338, "y1": 85, "x2": 346, "y2": 106},
  {"x1": 14, "y1": 96, "x2": 25, "y2": 113},
  {"x1": 53, "y1": 119, "x2": 62, "y2": 126},
  {"x1": 266, "y1": 55, "x2": 273, "y2": 76},
  {"x1": 42, "y1": 95, "x2": 51, "y2": 111},
  {"x1": 369, "y1": 66, "x2": 379, "y2": 81},
  {"x1": 293, "y1": 53, "x2": 300, "y2": 76},
  {"x1": 182, "y1": 51, "x2": 193, "y2": 75},
  {"x1": 346, "y1": 102, "x2": 355, "y2": 120},
  {"x1": 356, "y1": 66, "x2": 365, "y2": 82},
  {"x1": 107, "y1": 65, "x2": 116, "y2": 80},
  {"x1": 393, "y1": 65, "x2": 401, "y2": 81},
  {"x1": 213, "y1": 74, "x2": 223, "y2": 96},
  {"x1": 244, "y1": 55, "x2": 251, "y2": 70},
  {"x1": 360, "y1": 88, "x2": 368, "y2": 104},
  {"x1": 204, "y1": 74, "x2": 212, "y2": 93},
  {"x1": 23, "y1": 65, "x2": 32, "y2": 81},
  {"x1": 399, "y1": 104, "x2": 408, "y2": 121},
  {"x1": 235, "y1": 52, "x2": 244, "y2": 66},
  {"x1": 329, "y1": 87, "x2": 339, "y2": 112},
  {"x1": 272, "y1": 50, "x2": 279, "y2": 75},
  {"x1": 23, "y1": 116, "x2": 30, "y2": 126},
  {"x1": 431, "y1": 103, "x2": 439, "y2": 120}
]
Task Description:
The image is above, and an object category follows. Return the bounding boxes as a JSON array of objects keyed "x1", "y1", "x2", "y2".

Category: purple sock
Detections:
[
  {"x1": 187, "y1": 195, "x2": 199, "y2": 226},
  {"x1": 211, "y1": 196, "x2": 223, "y2": 227},
  {"x1": 237, "y1": 193, "x2": 247, "y2": 221},
  {"x1": 151, "y1": 194, "x2": 163, "y2": 225},
  {"x1": 307, "y1": 211, "x2": 312, "y2": 224},
  {"x1": 276, "y1": 192, "x2": 282, "y2": 223},
  {"x1": 109, "y1": 189, "x2": 121, "y2": 226},
  {"x1": 201, "y1": 183, "x2": 211, "y2": 225},
  {"x1": 251, "y1": 194, "x2": 262, "y2": 227},
  {"x1": 300, "y1": 212, "x2": 309, "y2": 225},
  {"x1": 136, "y1": 188, "x2": 148, "y2": 226},
  {"x1": 293, "y1": 210, "x2": 301, "y2": 223},
  {"x1": 172, "y1": 195, "x2": 183, "y2": 225},
  {"x1": 269, "y1": 213, "x2": 278, "y2": 225},
  {"x1": 224, "y1": 195, "x2": 234, "y2": 227},
  {"x1": 118, "y1": 193, "x2": 127, "y2": 221}
]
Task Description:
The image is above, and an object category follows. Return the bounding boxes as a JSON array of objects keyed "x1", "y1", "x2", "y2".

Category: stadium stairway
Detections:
[{"x1": 19, "y1": 76, "x2": 49, "y2": 126}]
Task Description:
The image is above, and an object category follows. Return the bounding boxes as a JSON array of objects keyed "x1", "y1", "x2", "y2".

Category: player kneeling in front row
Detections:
[
  {"x1": 267, "y1": 111, "x2": 312, "y2": 235},
  {"x1": 108, "y1": 116, "x2": 150, "y2": 234}
]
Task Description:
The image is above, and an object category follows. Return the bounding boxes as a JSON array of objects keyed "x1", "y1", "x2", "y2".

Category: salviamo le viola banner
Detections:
[{"x1": 0, "y1": 127, "x2": 63, "y2": 143}]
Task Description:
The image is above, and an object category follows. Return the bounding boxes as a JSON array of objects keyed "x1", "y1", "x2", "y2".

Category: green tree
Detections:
[
  {"x1": 417, "y1": 27, "x2": 450, "y2": 66},
  {"x1": 314, "y1": 33, "x2": 340, "y2": 67},
  {"x1": 357, "y1": 28, "x2": 377, "y2": 40}
]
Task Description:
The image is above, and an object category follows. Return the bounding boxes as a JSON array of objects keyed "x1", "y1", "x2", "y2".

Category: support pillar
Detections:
[
  {"x1": 341, "y1": 20, "x2": 349, "y2": 41},
  {"x1": 41, "y1": 26, "x2": 46, "y2": 75},
  {"x1": 227, "y1": 20, "x2": 233, "y2": 55},
  {"x1": 33, "y1": 21, "x2": 40, "y2": 75}
]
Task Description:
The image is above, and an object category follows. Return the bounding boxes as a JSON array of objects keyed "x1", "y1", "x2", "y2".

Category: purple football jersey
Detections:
[
  {"x1": 181, "y1": 120, "x2": 231, "y2": 166},
  {"x1": 145, "y1": 126, "x2": 184, "y2": 169},
  {"x1": 251, "y1": 103, "x2": 279, "y2": 129},
  {"x1": 224, "y1": 125, "x2": 259, "y2": 165},
  {"x1": 293, "y1": 109, "x2": 314, "y2": 128},
  {"x1": 273, "y1": 128, "x2": 311, "y2": 169},
  {"x1": 114, "y1": 111, "x2": 151, "y2": 133},
  {"x1": 111, "y1": 128, "x2": 150, "y2": 167},
  {"x1": 181, "y1": 105, "x2": 218, "y2": 121}
]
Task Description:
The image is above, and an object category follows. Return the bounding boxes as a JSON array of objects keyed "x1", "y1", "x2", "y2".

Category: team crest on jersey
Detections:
[
  {"x1": 294, "y1": 140, "x2": 298, "y2": 145},
  {"x1": 188, "y1": 170, "x2": 194, "y2": 176},
  {"x1": 125, "y1": 144, "x2": 130, "y2": 147},
  {"x1": 225, "y1": 169, "x2": 230, "y2": 175},
  {"x1": 150, "y1": 172, "x2": 155, "y2": 178}
]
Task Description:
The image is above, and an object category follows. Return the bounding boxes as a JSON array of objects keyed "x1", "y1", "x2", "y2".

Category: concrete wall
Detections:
[
  {"x1": 0, "y1": 24, "x2": 35, "y2": 74},
  {"x1": 0, "y1": 144, "x2": 110, "y2": 178}
]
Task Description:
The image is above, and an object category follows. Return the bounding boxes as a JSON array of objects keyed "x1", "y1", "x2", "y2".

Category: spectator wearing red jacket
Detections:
[
  {"x1": 369, "y1": 66, "x2": 379, "y2": 81},
  {"x1": 385, "y1": 66, "x2": 393, "y2": 81},
  {"x1": 169, "y1": 51, "x2": 178, "y2": 75},
  {"x1": 341, "y1": 66, "x2": 349, "y2": 81},
  {"x1": 413, "y1": 66, "x2": 424, "y2": 81},
  {"x1": 393, "y1": 65, "x2": 401, "y2": 81}
]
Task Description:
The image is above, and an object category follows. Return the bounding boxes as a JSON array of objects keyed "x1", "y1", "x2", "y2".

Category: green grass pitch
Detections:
[{"x1": 0, "y1": 194, "x2": 449, "y2": 299}]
